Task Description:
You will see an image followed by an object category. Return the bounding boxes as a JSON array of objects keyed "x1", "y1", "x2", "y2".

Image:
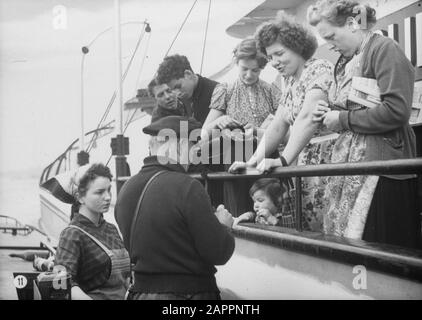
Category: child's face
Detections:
[{"x1": 252, "y1": 190, "x2": 278, "y2": 214}]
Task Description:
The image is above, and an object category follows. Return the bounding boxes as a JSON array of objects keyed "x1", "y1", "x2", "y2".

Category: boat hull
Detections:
[
  {"x1": 39, "y1": 189, "x2": 70, "y2": 242},
  {"x1": 39, "y1": 189, "x2": 422, "y2": 300},
  {"x1": 216, "y1": 229, "x2": 422, "y2": 300}
]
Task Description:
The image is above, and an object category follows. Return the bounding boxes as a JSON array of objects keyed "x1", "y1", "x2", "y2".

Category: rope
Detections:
[
  {"x1": 164, "y1": 0, "x2": 198, "y2": 58},
  {"x1": 200, "y1": 0, "x2": 212, "y2": 75}
]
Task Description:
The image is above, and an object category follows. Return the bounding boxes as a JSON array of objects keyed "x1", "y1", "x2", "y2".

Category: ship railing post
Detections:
[{"x1": 295, "y1": 176, "x2": 303, "y2": 232}]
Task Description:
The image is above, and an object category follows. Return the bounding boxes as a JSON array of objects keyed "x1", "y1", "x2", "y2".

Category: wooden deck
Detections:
[{"x1": 0, "y1": 231, "x2": 48, "y2": 300}]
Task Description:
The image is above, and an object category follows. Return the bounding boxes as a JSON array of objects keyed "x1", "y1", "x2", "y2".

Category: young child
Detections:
[{"x1": 234, "y1": 178, "x2": 295, "y2": 228}]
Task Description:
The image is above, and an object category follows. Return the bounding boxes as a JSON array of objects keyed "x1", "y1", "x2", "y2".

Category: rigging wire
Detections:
[
  {"x1": 199, "y1": 0, "x2": 212, "y2": 75},
  {"x1": 86, "y1": 24, "x2": 147, "y2": 153},
  {"x1": 135, "y1": 29, "x2": 152, "y2": 92},
  {"x1": 164, "y1": 0, "x2": 198, "y2": 58}
]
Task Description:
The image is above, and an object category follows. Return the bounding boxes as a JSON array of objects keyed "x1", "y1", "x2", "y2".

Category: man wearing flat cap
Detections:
[{"x1": 114, "y1": 116, "x2": 235, "y2": 300}]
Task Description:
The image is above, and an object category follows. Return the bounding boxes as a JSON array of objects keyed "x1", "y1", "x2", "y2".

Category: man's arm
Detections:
[{"x1": 183, "y1": 179, "x2": 235, "y2": 265}]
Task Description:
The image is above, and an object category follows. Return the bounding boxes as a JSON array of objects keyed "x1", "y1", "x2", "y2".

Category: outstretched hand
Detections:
[{"x1": 215, "y1": 204, "x2": 234, "y2": 228}]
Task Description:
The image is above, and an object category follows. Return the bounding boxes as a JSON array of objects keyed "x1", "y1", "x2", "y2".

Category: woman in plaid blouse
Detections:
[{"x1": 55, "y1": 163, "x2": 130, "y2": 300}]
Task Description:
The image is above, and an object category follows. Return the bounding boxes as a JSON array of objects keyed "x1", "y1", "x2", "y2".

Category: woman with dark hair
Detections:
[
  {"x1": 230, "y1": 13, "x2": 336, "y2": 231},
  {"x1": 308, "y1": 0, "x2": 420, "y2": 247},
  {"x1": 55, "y1": 163, "x2": 131, "y2": 299},
  {"x1": 202, "y1": 37, "x2": 280, "y2": 137}
]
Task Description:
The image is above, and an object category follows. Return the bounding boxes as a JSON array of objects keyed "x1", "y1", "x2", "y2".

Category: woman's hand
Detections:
[
  {"x1": 228, "y1": 155, "x2": 257, "y2": 173},
  {"x1": 228, "y1": 161, "x2": 247, "y2": 173},
  {"x1": 312, "y1": 100, "x2": 330, "y2": 122},
  {"x1": 214, "y1": 115, "x2": 241, "y2": 130},
  {"x1": 256, "y1": 158, "x2": 282, "y2": 173},
  {"x1": 323, "y1": 110, "x2": 342, "y2": 131},
  {"x1": 243, "y1": 123, "x2": 256, "y2": 136}
]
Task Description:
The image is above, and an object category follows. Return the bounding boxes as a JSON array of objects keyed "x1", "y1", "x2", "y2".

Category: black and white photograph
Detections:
[{"x1": 0, "y1": 0, "x2": 422, "y2": 305}]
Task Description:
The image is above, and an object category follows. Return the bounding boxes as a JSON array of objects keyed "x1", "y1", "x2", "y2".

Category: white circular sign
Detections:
[{"x1": 13, "y1": 275, "x2": 28, "y2": 289}]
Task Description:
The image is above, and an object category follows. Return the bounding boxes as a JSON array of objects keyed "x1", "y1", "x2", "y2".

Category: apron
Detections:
[
  {"x1": 69, "y1": 225, "x2": 131, "y2": 300},
  {"x1": 323, "y1": 32, "x2": 380, "y2": 239}
]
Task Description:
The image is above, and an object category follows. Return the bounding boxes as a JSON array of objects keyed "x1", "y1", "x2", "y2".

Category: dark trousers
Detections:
[{"x1": 363, "y1": 177, "x2": 422, "y2": 249}]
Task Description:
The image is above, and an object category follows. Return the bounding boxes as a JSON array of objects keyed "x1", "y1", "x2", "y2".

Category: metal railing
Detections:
[
  {"x1": 0, "y1": 215, "x2": 32, "y2": 236},
  {"x1": 39, "y1": 123, "x2": 114, "y2": 186},
  {"x1": 188, "y1": 158, "x2": 422, "y2": 232}
]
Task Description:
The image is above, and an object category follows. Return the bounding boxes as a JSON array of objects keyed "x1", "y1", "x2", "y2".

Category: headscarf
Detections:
[{"x1": 40, "y1": 164, "x2": 91, "y2": 204}]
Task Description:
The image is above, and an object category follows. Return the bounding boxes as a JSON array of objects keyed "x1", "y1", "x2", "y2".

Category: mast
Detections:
[
  {"x1": 112, "y1": 0, "x2": 130, "y2": 194},
  {"x1": 77, "y1": 49, "x2": 89, "y2": 166},
  {"x1": 114, "y1": 0, "x2": 123, "y2": 134}
]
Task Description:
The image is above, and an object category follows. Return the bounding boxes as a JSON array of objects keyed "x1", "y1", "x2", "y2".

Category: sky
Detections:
[
  {"x1": 0, "y1": 0, "x2": 264, "y2": 174},
  {"x1": 0, "y1": 0, "x2": 418, "y2": 175}
]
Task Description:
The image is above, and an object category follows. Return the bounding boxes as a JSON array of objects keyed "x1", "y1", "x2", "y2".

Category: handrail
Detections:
[
  {"x1": 188, "y1": 158, "x2": 422, "y2": 180},
  {"x1": 188, "y1": 158, "x2": 422, "y2": 232},
  {"x1": 116, "y1": 158, "x2": 421, "y2": 234},
  {"x1": 115, "y1": 158, "x2": 422, "y2": 183}
]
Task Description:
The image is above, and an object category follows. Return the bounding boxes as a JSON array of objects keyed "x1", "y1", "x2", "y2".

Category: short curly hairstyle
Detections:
[
  {"x1": 156, "y1": 54, "x2": 193, "y2": 85},
  {"x1": 307, "y1": 0, "x2": 377, "y2": 29},
  {"x1": 254, "y1": 12, "x2": 318, "y2": 61},
  {"x1": 78, "y1": 163, "x2": 112, "y2": 197},
  {"x1": 233, "y1": 38, "x2": 268, "y2": 69}
]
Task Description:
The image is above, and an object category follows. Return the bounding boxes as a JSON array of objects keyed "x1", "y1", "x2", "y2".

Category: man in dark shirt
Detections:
[
  {"x1": 147, "y1": 78, "x2": 188, "y2": 122},
  {"x1": 156, "y1": 54, "x2": 218, "y2": 125},
  {"x1": 114, "y1": 116, "x2": 235, "y2": 300},
  {"x1": 156, "y1": 54, "x2": 224, "y2": 206}
]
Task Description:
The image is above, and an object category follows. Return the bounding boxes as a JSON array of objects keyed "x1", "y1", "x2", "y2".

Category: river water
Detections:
[{"x1": 0, "y1": 171, "x2": 41, "y2": 228}]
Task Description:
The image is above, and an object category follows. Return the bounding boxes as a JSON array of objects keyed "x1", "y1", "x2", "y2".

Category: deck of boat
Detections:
[{"x1": 0, "y1": 231, "x2": 49, "y2": 300}]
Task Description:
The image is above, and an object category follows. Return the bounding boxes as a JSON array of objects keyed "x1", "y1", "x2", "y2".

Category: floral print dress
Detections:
[
  {"x1": 280, "y1": 58, "x2": 337, "y2": 232},
  {"x1": 323, "y1": 33, "x2": 379, "y2": 239},
  {"x1": 209, "y1": 78, "x2": 280, "y2": 127}
]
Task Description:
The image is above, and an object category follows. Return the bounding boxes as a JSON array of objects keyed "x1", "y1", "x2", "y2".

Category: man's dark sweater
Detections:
[
  {"x1": 191, "y1": 75, "x2": 218, "y2": 124},
  {"x1": 114, "y1": 156, "x2": 235, "y2": 294}
]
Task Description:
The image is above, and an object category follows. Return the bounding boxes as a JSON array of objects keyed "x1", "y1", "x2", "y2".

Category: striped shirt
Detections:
[{"x1": 55, "y1": 212, "x2": 126, "y2": 292}]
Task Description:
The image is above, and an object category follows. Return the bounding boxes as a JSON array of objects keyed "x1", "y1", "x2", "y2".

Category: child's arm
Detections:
[{"x1": 233, "y1": 211, "x2": 256, "y2": 227}]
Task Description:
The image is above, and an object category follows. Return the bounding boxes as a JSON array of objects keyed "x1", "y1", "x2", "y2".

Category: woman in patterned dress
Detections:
[
  {"x1": 202, "y1": 38, "x2": 281, "y2": 216},
  {"x1": 229, "y1": 13, "x2": 337, "y2": 231},
  {"x1": 308, "y1": 0, "x2": 420, "y2": 248},
  {"x1": 202, "y1": 37, "x2": 280, "y2": 137}
]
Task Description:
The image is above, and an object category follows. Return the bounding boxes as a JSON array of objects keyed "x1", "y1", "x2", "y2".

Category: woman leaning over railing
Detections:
[
  {"x1": 229, "y1": 13, "x2": 337, "y2": 232},
  {"x1": 307, "y1": 0, "x2": 421, "y2": 249}
]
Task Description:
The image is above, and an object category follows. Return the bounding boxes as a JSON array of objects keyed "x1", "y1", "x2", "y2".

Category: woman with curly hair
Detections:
[
  {"x1": 229, "y1": 13, "x2": 337, "y2": 231},
  {"x1": 308, "y1": 0, "x2": 420, "y2": 248}
]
